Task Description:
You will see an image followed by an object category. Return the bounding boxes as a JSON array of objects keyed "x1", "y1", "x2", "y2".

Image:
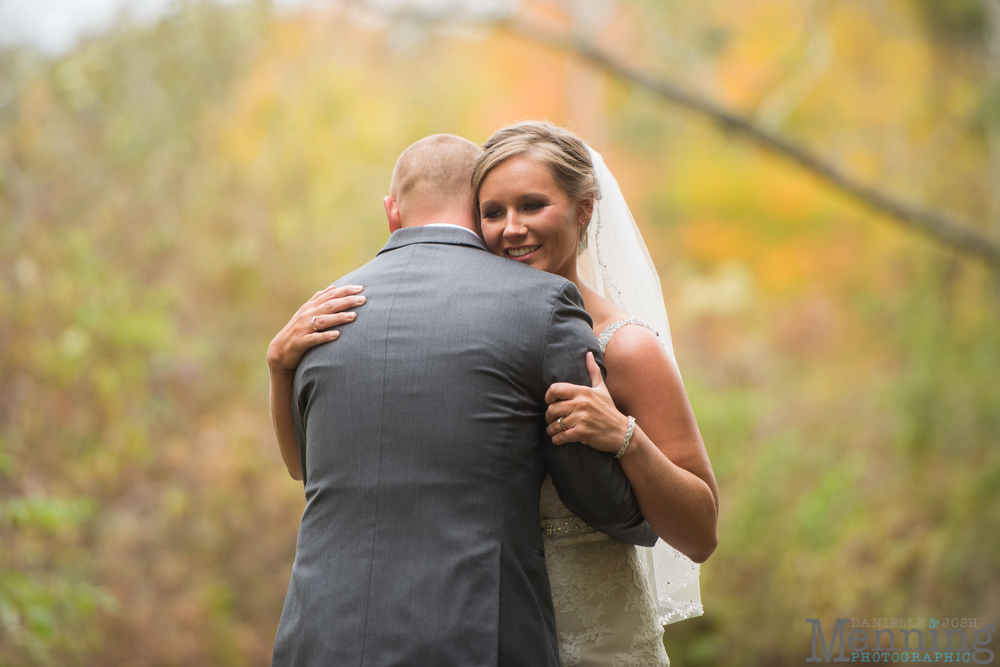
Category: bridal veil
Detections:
[{"x1": 577, "y1": 147, "x2": 704, "y2": 625}]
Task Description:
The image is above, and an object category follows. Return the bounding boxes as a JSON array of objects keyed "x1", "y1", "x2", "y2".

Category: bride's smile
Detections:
[
  {"x1": 505, "y1": 244, "x2": 541, "y2": 258},
  {"x1": 477, "y1": 156, "x2": 591, "y2": 280}
]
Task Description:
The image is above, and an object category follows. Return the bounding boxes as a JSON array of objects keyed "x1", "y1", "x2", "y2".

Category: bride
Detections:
[{"x1": 268, "y1": 121, "x2": 719, "y2": 666}]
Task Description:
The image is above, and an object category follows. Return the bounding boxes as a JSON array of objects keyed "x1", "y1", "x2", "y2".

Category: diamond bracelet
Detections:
[{"x1": 615, "y1": 416, "x2": 636, "y2": 460}]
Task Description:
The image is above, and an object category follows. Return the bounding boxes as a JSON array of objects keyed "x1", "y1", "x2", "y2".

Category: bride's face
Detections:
[{"x1": 478, "y1": 156, "x2": 588, "y2": 280}]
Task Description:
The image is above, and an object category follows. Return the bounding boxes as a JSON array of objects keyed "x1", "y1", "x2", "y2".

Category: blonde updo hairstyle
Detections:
[{"x1": 472, "y1": 121, "x2": 601, "y2": 245}]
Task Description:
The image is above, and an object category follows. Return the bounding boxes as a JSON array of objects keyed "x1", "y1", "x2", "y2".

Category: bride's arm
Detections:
[
  {"x1": 267, "y1": 284, "x2": 366, "y2": 480},
  {"x1": 269, "y1": 367, "x2": 305, "y2": 480},
  {"x1": 545, "y1": 338, "x2": 719, "y2": 563}
]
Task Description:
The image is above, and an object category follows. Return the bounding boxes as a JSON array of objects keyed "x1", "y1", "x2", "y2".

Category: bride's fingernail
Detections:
[
  {"x1": 331, "y1": 331, "x2": 340, "y2": 338},
  {"x1": 352, "y1": 285, "x2": 364, "y2": 292},
  {"x1": 347, "y1": 312, "x2": 356, "y2": 319},
  {"x1": 357, "y1": 296, "x2": 366, "y2": 304}
]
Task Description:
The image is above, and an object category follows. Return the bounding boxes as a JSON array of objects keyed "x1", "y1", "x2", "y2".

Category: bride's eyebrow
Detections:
[{"x1": 479, "y1": 193, "x2": 549, "y2": 210}]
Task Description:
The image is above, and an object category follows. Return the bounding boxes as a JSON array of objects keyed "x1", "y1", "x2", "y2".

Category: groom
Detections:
[{"x1": 271, "y1": 134, "x2": 656, "y2": 667}]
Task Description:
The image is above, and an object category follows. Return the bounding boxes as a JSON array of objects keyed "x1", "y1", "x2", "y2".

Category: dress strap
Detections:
[{"x1": 596, "y1": 318, "x2": 658, "y2": 354}]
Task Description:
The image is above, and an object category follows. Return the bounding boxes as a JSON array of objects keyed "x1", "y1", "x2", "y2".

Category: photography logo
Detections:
[{"x1": 806, "y1": 618, "x2": 995, "y2": 663}]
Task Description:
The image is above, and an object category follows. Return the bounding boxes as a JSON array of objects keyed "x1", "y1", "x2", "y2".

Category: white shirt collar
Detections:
[{"x1": 423, "y1": 223, "x2": 482, "y2": 240}]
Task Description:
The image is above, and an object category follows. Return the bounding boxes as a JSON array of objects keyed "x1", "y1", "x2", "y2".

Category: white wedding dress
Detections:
[
  {"x1": 541, "y1": 320, "x2": 668, "y2": 667},
  {"x1": 540, "y1": 149, "x2": 704, "y2": 667}
]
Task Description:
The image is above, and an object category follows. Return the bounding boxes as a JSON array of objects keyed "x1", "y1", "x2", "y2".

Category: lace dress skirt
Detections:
[{"x1": 540, "y1": 475, "x2": 670, "y2": 667}]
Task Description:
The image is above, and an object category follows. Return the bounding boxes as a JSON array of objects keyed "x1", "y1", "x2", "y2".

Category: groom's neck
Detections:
[{"x1": 401, "y1": 209, "x2": 477, "y2": 233}]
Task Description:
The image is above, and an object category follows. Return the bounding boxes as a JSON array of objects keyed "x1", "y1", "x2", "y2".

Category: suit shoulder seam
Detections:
[{"x1": 359, "y1": 243, "x2": 416, "y2": 664}]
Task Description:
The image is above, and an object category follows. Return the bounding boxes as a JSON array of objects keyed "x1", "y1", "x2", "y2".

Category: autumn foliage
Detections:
[{"x1": 1, "y1": 1, "x2": 998, "y2": 665}]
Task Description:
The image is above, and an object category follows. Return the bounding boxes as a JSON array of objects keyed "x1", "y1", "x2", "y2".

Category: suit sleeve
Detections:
[{"x1": 540, "y1": 283, "x2": 658, "y2": 547}]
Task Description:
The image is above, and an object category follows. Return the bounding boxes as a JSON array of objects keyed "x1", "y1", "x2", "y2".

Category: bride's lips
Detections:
[{"x1": 505, "y1": 244, "x2": 541, "y2": 262}]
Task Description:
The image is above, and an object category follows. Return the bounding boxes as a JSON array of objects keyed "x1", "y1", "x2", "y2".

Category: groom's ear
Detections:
[{"x1": 384, "y1": 195, "x2": 402, "y2": 233}]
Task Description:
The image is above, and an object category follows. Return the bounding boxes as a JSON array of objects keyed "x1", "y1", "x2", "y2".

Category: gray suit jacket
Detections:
[{"x1": 272, "y1": 226, "x2": 657, "y2": 667}]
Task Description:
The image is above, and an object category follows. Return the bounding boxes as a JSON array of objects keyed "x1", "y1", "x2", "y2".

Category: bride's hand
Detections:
[
  {"x1": 544, "y1": 352, "x2": 630, "y2": 453},
  {"x1": 266, "y1": 284, "x2": 366, "y2": 372}
]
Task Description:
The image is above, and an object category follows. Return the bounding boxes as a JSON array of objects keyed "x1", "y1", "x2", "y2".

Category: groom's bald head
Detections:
[{"x1": 386, "y1": 134, "x2": 482, "y2": 231}]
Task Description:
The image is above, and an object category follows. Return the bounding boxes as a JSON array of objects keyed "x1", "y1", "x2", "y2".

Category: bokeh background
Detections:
[{"x1": 2, "y1": 0, "x2": 999, "y2": 664}]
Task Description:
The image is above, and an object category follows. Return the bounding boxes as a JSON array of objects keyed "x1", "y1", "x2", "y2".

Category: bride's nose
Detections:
[{"x1": 502, "y1": 212, "x2": 527, "y2": 239}]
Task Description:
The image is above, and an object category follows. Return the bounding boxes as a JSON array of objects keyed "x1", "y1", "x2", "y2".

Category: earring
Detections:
[{"x1": 579, "y1": 205, "x2": 597, "y2": 251}]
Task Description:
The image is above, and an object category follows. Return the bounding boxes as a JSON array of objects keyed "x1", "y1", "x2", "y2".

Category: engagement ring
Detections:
[
  {"x1": 557, "y1": 417, "x2": 566, "y2": 432},
  {"x1": 311, "y1": 316, "x2": 319, "y2": 331}
]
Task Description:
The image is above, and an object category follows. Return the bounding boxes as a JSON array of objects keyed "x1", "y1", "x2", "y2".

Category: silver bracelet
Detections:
[{"x1": 615, "y1": 416, "x2": 636, "y2": 460}]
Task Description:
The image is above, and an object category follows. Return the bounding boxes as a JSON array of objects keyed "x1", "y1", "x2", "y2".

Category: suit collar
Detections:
[{"x1": 378, "y1": 225, "x2": 490, "y2": 256}]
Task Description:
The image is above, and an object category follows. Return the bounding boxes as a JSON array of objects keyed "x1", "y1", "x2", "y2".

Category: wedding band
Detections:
[
  {"x1": 311, "y1": 316, "x2": 319, "y2": 331},
  {"x1": 557, "y1": 417, "x2": 566, "y2": 432}
]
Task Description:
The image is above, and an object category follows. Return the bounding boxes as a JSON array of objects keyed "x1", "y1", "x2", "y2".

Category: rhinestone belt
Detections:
[{"x1": 541, "y1": 515, "x2": 598, "y2": 540}]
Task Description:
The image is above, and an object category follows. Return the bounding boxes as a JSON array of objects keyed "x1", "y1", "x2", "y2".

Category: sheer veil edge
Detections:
[{"x1": 578, "y1": 146, "x2": 704, "y2": 626}]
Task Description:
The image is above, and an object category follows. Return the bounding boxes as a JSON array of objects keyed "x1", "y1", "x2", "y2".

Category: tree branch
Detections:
[{"x1": 509, "y1": 23, "x2": 1000, "y2": 272}]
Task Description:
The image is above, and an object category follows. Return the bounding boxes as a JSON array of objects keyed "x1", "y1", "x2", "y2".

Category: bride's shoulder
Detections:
[
  {"x1": 602, "y1": 326, "x2": 679, "y2": 410},
  {"x1": 601, "y1": 320, "x2": 672, "y2": 378}
]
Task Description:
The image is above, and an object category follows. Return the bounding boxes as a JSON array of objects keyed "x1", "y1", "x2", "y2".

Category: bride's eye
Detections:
[
  {"x1": 482, "y1": 208, "x2": 504, "y2": 220},
  {"x1": 523, "y1": 201, "x2": 545, "y2": 212}
]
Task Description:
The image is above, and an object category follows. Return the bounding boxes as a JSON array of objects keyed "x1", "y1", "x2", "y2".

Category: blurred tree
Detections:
[
  {"x1": 911, "y1": 0, "x2": 990, "y2": 48},
  {"x1": 502, "y1": 0, "x2": 1000, "y2": 271}
]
